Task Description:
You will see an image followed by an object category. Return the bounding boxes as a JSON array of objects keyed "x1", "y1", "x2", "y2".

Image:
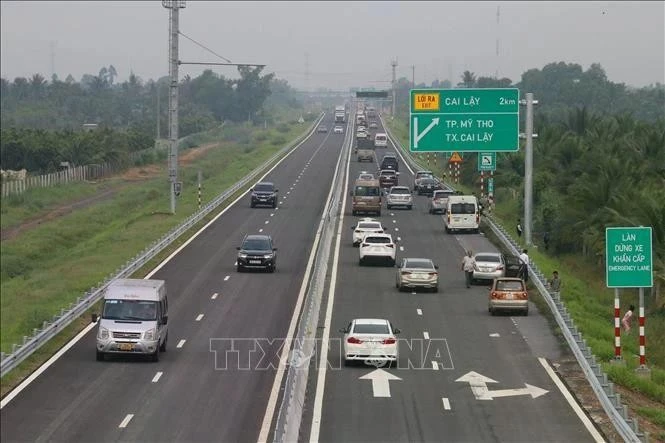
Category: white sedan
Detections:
[
  {"x1": 351, "y1": 218, "x2": 386, "y2": 246},
  {"x1": 334, "y1": 125, "x2": 344, "y2": 133},
  {"x1": 339, "y1": 318, "x2": 400, "y2": 366},
  {"x1": 359, "y1": 233, "x2": 396, "y2": 266}
]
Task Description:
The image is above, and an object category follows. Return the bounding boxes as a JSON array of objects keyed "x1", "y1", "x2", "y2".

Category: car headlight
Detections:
[
  {"x1": 144, "y1": 328, "x2": 156, "y2": 340},
  {"x1": 239, "y1": 253, "x2": 248, "y2": 258},
  {"x1": 98, "y1": 327, "x2": 109, "y2": 340},
  {"x1": 264, "y1": 254, "x2": 273, "y2": 259}
]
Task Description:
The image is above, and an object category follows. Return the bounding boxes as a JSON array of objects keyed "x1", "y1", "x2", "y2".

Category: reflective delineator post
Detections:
[
  {"x1": 639, "y1": 303, "x2": 645, "y2": 366},
  {"x1": 480, "y1": 171, "x2": 485, "y2": 197},
  {"x1": 614, "y1": 289, "x2": 622, "y2": 360}
]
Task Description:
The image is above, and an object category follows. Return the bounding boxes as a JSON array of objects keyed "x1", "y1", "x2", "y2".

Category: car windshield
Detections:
[
  {"x1": 358, "y1": 222, "x2": 381, "y2": 230},
  {"x1": 353, "y1": 323, "x2": 390, "y2": 334},
  {"x1": 359, "y1": 174, "x2": 373, "y2": 180},
  {"x1": 404, "y1": 259, "x2": 434, "y2": 269},
  {"x1": 434, "y1": 190, "x2": 454, "y2": 198},
  {"x1": 102, "y1": 299, "x2": 157, "y2": 321},
  {"x1": 243, "y1": 238, "x2": 271, "y2": 250},
  {"x1": 365, "y1": 236, "x2": 391, "y2": 244},
  {"x1": 391, "y1": 188, "x2": 410, "y2": 194},
  {"x1": 254, "y1": 184, "x2": 273, "y2": 192},
  {"x1": 355, "y1": 186, "x2": 380, "y2": 197},
  {"x1": 496, "y1": 281, "x2": 525, "y2": 291},
  {"x1": 381, "y1": 171, "x2": 395, "y2": 176},
  {"x1": 476, "y1": 255, "x2": 501, "y2": 263},
  {"x1": 421, "y1": 178, "x2": 438, "y2": 184},
  {"x1": 417, "y1": 172, "x2": 432, "y2": 178},
  {"x1": 451, "y1": 203, "x2": 476, "y2": 214}
]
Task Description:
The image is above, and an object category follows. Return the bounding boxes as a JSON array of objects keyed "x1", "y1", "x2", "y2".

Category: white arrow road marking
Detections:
[
  {"x1": 455, "y1": 371, "x2": 549, "y2": 400},
  {"x1": 489, "y1": 333, "x2": 500, "y2": 337},
  {"x1": 442, "y1": 397, "x2": 451, "y2": 411},
  {"x1": 176, "y1": 339, "x2": 186, "y2": 348},
  {"x1": 359, "y1": 368, "x2": 402, "y2": 398},
  {"x1": 152, "y1": 372, "x2": 163, "y2": 383},
  {"x1": 119, "y1": 414, "x2": 134, "y2": 428},
  {"x1": 413, "y1": 117, "x2": 440, "y2": 148}
]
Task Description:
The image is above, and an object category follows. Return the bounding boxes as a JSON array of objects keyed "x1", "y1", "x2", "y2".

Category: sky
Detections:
[{"x1": 1, "y1": 1, "x2": 663, "y2": 90}]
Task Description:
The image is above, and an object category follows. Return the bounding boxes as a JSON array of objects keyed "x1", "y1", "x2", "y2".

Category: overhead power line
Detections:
[{"x1": 178, "y1": 30, "x2": 233, "y2": 63}]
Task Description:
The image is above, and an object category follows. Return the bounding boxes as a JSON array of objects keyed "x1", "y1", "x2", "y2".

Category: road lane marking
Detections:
[
  {"x1": 152, "y1": 372, "x2": 163, "y2": 383},
  {"x1": 119, "y1": 414, "x2": 134, "y2": 428},
  {"x1": 211, "y1": 293, "x2": 218, "y2": 299},
  {"x1": 392, "y1": 220, "x2": 396, "y2": 223},
  {"x1": 489, "y1": 332, "x2": 500, "y2": 337},
  {"x1": 399, "y1": 246, "x2": 404, "y2": 251},
  {"x1": 417, "y1": 309, "x2": 423, "y2": 316},
  {"x1": 265, "y1": 220, "x2": 269, "y2": 224},
  {"x1": 423, "y1": 331, "x2": 430, "y2": 339},
  {"x1": 432, "y1": 361, "x2": 439, "y2": 370},
  {"x1": 390, "y1": 212, "x2": 394, "y2": 216},
  {"x1": 224, "y1": 276, "x2": 230, "y2": 281},
  {"x1": 259, "y1": 228, "x2": 263, "y2": 232},
  {"x1": 394, "y1": 227, "x2": 399, "y2": 231},
  {"x1": 442, "y1": 397, "x2": 451, "y2": 410},
  {"x1": 270, "y1": 213, "x2": 275, "y2": 217},
  {"x1": 397, "y1": 236, "x2": 401, "y2": 241},
  {"x1": 287, "y1": 191, "x2": 291, "y2": 194},
  {"x1": 195, "y1": 314, "x2": 204, "y2": 322},
  {"x1": 538, "y1": 358, "x2": 605, "y2": 442},
  {"x1": 176, "y1": 340, "x2": 186, "y2": 348}
]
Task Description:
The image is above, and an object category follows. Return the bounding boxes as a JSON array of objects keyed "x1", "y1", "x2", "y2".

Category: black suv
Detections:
[
  {"x1": 236, "y1": 234, "x2": 277, "y2": 272},
  {"x1": 250, "y1": 182, "x2": 279, "y2": 208},
  {"x1": 380, "y1": 154, "x2": 399, "y2": 172}
]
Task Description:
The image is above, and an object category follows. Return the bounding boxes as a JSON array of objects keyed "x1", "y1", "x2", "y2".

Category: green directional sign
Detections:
[
  {"x1": 409, "y1": 88, "x2": 519, "y2": 153},
  {"x1": 487, "y1": 178, "x2": 494, "y2": 194},
  {"x1": 478, "y1": 152, "x2": 497, "y2": 171},
  {"x1": 606, "y1": 227, "x2": 653, "y2": 288}
]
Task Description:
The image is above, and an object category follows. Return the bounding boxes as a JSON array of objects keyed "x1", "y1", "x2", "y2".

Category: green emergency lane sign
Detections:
[
  {"x1": 478, "y1": 152, "x2": 496, "y2": 171},
  {"x1": 605, "y1": 227, "x2": 653, "y2": 288},
  {"x1": 409, "y1": 88, "x2": 519, "y2": 153},
  {"x1": 487, "y1": 178, "x2": 494, "y2": 194}
]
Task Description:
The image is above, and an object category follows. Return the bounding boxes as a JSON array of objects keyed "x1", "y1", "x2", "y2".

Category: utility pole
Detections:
[
  {"x1": 391, "y1": 59, "x2": 398, "y2": 116},
  {"x1": 162, "y1": 0, "x2": 185, "y2": 214},
  {"x1": 520, "y1": 93, "x2": 538, "y2": 246},
  {"x1": 156, "y1": 86, "x2": 161, "y2": 141}
]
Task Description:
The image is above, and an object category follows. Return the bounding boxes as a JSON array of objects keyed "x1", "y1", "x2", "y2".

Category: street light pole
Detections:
[{"x1": 520, "y1": 93, "x2": 538, "y2": 245}]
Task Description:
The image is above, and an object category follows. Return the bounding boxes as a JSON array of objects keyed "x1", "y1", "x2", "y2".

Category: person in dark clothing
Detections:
[{"x1": 516, "y1": 220, "x2": 523, "y2": 238}]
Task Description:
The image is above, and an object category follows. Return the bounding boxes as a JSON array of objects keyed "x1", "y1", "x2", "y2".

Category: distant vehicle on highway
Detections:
[
  {"x1": 339, "y1": 318, "x2": 400, "y2": 366},
  {"x1": 369, "y1": 121, "x2": 378, "y2": 129},
  {"x1": 444, "y1": 195, "x2": 480, "y2": 234},
  {"x1": 415, "y1": 177, "x2": 443, "y2": 196},
  {"x1": 351, "y1": 218, "x2": 386, "y2": 246},
  {"x1": 250, "y1": 182, "x2": 279, "y2": 208},
  {"x1": 358, "y1": 233, "x2": 397, "y2": 266},
  {"x1": 395, "y1": 258, "x2": 439, "y2": 293},
  {"x1": 380, "y1": 154, "x2": 399, "y2": 172},
  {"x1": 488, "y1": 277, "x2": 529, "y2": 316},
  {"x1": 334, "y1": 125, "x2": 344, "y2": 133},
  {"x1": 378, "y1": 169, "x2": 399, "y2": 188},
  {"x1": 317, "y1": 125, "x2": 328, "y2": 133},
  {"x1": 413, "y1": 170, "x2": 433, "y2": 190},
  {"x1": 358, "y1": 171, "x2": 375, "y2": 180},
  {"x1": 96, "y1": 278, "x2": 168, "y2": 362},
  {"x1": 374, "y1": 133, "x2": 388, "y2": 148},
  {"x1": 428, "y1": 189, "x2": 455, "y2": 214},
  {"x1": 351, "y1": 178, "x2": 382, "y2": 216},
  {"x1": 236, "y1": 234, "x2": 277, "y2": 273},
  {"x1": 386, "y1": 186, "x2": 413, "y2": 210}
]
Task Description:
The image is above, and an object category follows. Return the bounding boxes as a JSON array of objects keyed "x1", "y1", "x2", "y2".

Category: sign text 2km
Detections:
[{"x1": 410, "y1": 88, "x2": 519, "y2": 153}]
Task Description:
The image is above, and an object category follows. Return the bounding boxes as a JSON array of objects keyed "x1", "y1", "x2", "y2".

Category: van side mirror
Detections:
[
  {"x1": 162, "y1": 315, "x2": 168, "y2": 325},
  {"x1": 91, "y1": 313, "x2": 99, "y2": 323}
]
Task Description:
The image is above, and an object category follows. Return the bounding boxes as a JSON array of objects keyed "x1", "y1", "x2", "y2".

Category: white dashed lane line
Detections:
[
  {"x1": 119, "y1": 414, "x2": 134, "y2": 428},
  {"x1": 394, "y1": 228, "x2": 399, "y2": 232},
  {"x1": 392, "y1": 220, "x2": 396, "y2": 224},
  {"x1": 265, "y1": 220, "x2": 270, "y2": 224},
  {"x1": 442, "y1": 398, "x2": 451, "y2": 411},
  {"x1": 417, "y1": 309, "x2": 423, "y2": 316},
  {"x1": 397, "y1": 237, "x2": 402, "y2": 241},
  {"x1": 259, "y1": 229, "x2": 263, "y2": 233},
  {"x1": 224, "y1": 276, "x2": 230, "y2": 281},
  {"x1": 195, "y1": 314, "x2": 204, "y2": 322},
  {"x1": 270, "y1": 213, "x2": 275, "y2": 217},
  {"x1": 423, "y1": 331, "x2": 430, "y2": 339},
  {"x1": 152, "y1": 372, "x2": 163, "y2": 383},
  {"x1": 176, "y1": 339, "x2": 186, "y2": 348},
  {"x1": 399, "y1": 246, "x2": 404, "y2": 252},
  {"x1": 432, "y1": 361, "x2": 439, "y2": 370},
  {"x1": 211, "y1": 293, "x2": 218, "y2": 300}
]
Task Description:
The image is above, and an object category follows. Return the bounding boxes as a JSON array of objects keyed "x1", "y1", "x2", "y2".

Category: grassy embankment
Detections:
[
  {"x1": 385, "y1": 117, "x2": 665, "y2": 420},
  {"x1": 0, "y1": 114, "x2": 312, "y2": 394}
]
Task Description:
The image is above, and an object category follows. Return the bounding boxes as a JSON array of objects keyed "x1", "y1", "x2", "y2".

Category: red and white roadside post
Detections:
[
  {"x1": 480, "y1": 171, "x2": 485, "y2": 197},
  {"x1": 636, "y1": 287, "x2": 650, "y2": 376},
  {"x1": 613, "y1": 289, "x2": 622, "y2": 362}
]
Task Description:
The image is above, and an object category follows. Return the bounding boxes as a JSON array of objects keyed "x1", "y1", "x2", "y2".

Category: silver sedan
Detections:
[
  {"x1": 395, "y1": 258, "x2": 439, "y2": 292},
  {"x1": 472, "y1": 252, "x2": 506, "y2": 283}
]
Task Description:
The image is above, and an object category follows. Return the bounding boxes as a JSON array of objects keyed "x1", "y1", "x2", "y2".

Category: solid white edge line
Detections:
[
  {"x1": 118, "y1": 413, "x2": 134, "y2": 428},
  {"x1": 538, "y1": 357, "x2": 606, "y2": 443},
  {"x1": 308, "y1": 119, "x2": 353, "y2": 443},
  {"x1": 176, "y1": 339, "x2": 186, "y2": 348},
  {"x1": 151, "y1": 371, "x2": 163, "y2": 383},
  {"x1": 442, "y1": 397, "x2": 451, "y2": 411},
  {"x1": 0, "y1": 115, "x2": 324, "y2": 410},
  {"x1": 0, "y1": 321, "x2": 97, "y2": 409},
  {"x1": 257, "y1": 117, "x2": 348, "y2": 443}
]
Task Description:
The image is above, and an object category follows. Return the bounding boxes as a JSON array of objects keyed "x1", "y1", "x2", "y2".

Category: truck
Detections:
[{"x1": 334, "y1": 105, "x2": 346, "y2": 123}]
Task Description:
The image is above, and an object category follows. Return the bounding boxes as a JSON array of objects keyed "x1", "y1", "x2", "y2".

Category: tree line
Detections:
[{"x1": 0, "y1": 66, "x2": 302, "y2": 173}]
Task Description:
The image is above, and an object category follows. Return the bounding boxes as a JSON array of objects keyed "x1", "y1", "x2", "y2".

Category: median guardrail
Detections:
[
  {"x1": 380, "y1": 114, "x2": 645, "y2": 443},
  {"x1": 0, "y1": 113, "x2": 325, "y2": 379}
]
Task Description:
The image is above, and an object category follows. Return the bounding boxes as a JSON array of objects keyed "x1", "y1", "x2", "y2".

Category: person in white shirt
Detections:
[
  {"x1": 461, "y1": 250, "x2": 476, "y2": 288},
  {"x1": 518, "y1": 249, "x2": 529, "y2": 282}
]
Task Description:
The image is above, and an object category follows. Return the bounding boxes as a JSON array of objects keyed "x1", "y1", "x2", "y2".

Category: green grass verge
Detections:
[
  {"x1": 0, "y1": 120, "x2": 310, "y2": 356},
  {"x1": 385, "y1": 117, "x2": 665, "y2": 407}
]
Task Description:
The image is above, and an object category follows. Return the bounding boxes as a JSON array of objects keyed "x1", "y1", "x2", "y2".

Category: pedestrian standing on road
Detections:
[
  {"x1": 548, "y1": 270, "x2": 561, "y2": 293},
  {"x1": 518, "y1": 249, "x2": 529, "y2": 282},
  {"x1": 622, "y1": 305, "x2": 635, "y2": 333},
  {"x1": 517, "y1": 220, "x2": 523, "y2": 238},
  {"x1": 461, "y1": 250, "x2": 476, "y2": 289}
]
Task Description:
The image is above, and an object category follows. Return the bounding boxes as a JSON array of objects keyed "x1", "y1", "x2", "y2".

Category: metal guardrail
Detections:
[
  {"x1": 272, "y1": 117, "x2": 352, "y2": 443},
  {"x1": 380, "y1": 115, "x2": 645, "y2": 443},
  {"x1": 0, "y1": 114, "x2": 325, "y2": 379}
]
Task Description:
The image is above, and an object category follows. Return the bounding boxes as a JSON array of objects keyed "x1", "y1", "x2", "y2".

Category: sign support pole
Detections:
[{"x1": 613, "y1": 289, "x2": 623, "y2": 363}]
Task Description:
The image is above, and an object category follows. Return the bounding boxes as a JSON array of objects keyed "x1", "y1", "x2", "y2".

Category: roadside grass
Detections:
[
  {"x1": 0, "y1": 120, "x2": 309, "y2": 356},
  {"x1": 385, "y1": 117, "x2": 665, "y2": 406}
]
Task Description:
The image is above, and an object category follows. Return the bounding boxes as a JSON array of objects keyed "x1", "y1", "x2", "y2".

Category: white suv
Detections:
[
  {"x1": 359, "y1": 233, "x2": 397, "y2": 266},
  {"x1": 386, "y1": 186, "x2": 413, "y2": 210}
]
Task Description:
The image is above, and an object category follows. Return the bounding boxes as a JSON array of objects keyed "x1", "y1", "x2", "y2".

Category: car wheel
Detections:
[
  {"x1": 489, "y1": 307, "x2": 495, "y2": 316},
  {"x1": 272, "y1": 202, "x2": 277, "y2": 209},
  {"x1": 344, "y1": 358, "x2": 352, "y2": 367},
  {"x1": 96, "y1": 350, "x2": 105, "y2": 362},
  {"x1": 523, "y1": 307, "x2": 529, "y2": 316},
  {"x1": 389, "y1": 259, "x2": 395, "y2": 267},
  {"x1": 359, "y1": 258, "x2": 364, "y2": 266},
  {"x1": 407, "y1": 205, "x2": 412, "y2": 210},
  {"x1": 432, "y1": 286, "x2": 439, "y2": 293},
  {"x1": 445, "y1": 227, "x2": 451, "y2": 234},
  {"x1": 237, "y1": 264, "x2": 244, "y2": 273},
  {"x1": 159, "y1": 333, "x2": 168, "y2": 352},
  {"x1": 376, "y1": 210, "x2": 381, "y2": 216},
  {"x1": 250, "y1": 202, "x2": 255, "y2": 208},
  {"x1": 269, "y1": 264, "x2": 276, "y2": 273}
]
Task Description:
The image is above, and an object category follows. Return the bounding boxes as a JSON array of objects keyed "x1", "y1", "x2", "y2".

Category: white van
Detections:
[
  {"x1": 374, "y1": 133, "x2": 388, "y2": 148},
  {"x1": 444, "y1": 195, "x2": 480, "y2": 233},
  {"x1": 96, "y1": 278, "x2": 168, "y2": 361}
]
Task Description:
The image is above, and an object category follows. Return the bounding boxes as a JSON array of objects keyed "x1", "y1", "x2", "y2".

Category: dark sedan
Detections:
[{"x1": 415, "y1": 177, "x2": 444, "y2": 196}]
